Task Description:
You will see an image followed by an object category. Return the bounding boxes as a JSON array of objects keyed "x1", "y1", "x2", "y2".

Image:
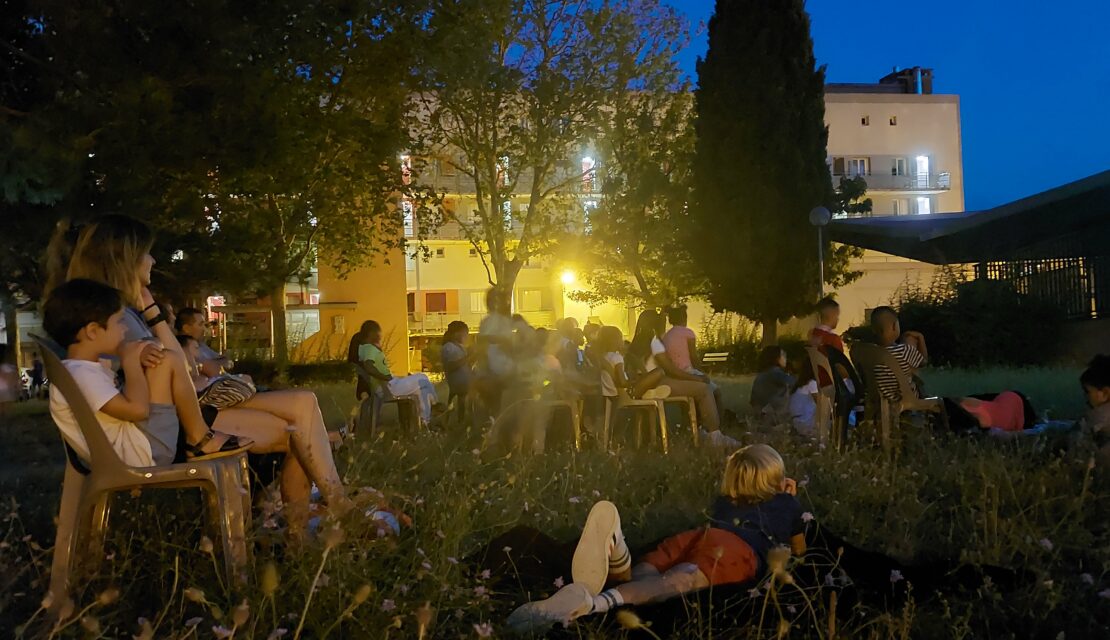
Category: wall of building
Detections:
[{"x1": 299, "y1": 248, "x2": 410, "y2": 371}]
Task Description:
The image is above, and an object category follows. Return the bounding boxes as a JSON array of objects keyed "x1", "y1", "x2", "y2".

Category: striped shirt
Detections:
[{"x1": 875, "y1": 342, "x2": 925, "y2": 401}]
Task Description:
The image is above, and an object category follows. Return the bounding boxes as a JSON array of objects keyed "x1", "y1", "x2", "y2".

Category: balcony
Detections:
[
  {"x1": 834, "y1": 171, "x2": 951, "y2": 192},
  {"x1": 407, "y1": 310, "x2": 556, "y2": 335}
]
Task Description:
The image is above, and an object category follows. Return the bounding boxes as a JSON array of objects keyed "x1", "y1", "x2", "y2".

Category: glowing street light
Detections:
[{"x1": 560, "y1": 269, "x2": 577, "y2": 286}]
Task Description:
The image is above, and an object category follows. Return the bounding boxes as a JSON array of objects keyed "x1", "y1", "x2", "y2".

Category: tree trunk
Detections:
[
  {"x1": 498, "y1": 259, "x2": 524, "y2": 298},
  {"x1": 270, "y1": 284, "x2": 289, "y2": 368},
  {"x1": 760, "y1": 315, "x2": 778, "y2": 347},
  {"x1": 2, "y1": 297, "x2": 19, "y2": 366}
]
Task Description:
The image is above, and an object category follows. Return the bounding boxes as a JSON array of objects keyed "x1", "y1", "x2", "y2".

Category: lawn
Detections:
[{"x1": 1, "y1": 367, "x2": 1108, "y2": 638}]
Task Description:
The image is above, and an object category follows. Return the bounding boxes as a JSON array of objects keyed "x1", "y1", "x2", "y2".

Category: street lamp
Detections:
[{"x1": 809, "y1": 206, "x2": 832, "y2": 298}]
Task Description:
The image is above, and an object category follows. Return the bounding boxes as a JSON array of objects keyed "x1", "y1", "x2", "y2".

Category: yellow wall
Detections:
[{"x1": 297, "y1": 248, "x2": 411, "y2": 371}]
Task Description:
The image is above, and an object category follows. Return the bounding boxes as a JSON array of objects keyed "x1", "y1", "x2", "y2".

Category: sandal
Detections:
[{"x1": 186, "y1": 430, "x2": 253, "y2": 460}]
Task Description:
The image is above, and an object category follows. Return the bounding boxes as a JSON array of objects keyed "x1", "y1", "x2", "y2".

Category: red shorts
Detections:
[{"x1": 640, "y1": 527, "x2": 758, "y2": 586}]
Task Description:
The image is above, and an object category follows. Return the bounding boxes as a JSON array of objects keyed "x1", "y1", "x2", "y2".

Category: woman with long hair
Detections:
[
  {"x1": 46, "y1": 214, "x2": 351, "y2": 530},
  {"x1": 627, "y1": 309, "x2": 735, "y2": 446}
]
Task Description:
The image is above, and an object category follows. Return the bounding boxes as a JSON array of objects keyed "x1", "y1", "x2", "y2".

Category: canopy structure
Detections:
[
  {"x1": 828, "y1": 170, "x2": 1110, "y2": 265},
  {"x1": 828, "y1": 170, "x2": 1110, "y2": 319}
]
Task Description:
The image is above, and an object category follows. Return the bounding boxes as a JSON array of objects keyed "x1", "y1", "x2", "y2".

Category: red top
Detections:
[{"x1": 810, "y1": 326, "x2": 844, "y2": 387}]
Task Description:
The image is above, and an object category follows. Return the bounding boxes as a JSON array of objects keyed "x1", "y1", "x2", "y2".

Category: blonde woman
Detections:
[
  {"x1": 46, "y1": 215, "x2": 352, "y2": 530},
  {"x1": 507, "y1": 444, "x2": 806, "y2": 633}
]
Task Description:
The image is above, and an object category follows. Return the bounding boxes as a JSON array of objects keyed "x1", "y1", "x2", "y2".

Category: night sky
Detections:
[{"x1": 666, "y1": 0, "x2": 1110, "y2": 211}]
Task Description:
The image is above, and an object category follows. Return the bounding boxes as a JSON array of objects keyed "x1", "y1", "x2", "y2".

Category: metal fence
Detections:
[{"x1": 976, "y1": 256, "x2": 1108, "y2": 320}]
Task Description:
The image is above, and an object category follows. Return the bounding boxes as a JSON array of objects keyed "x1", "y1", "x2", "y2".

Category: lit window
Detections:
[
  {"x1": 402, "y1": 201, "x2": 415, "y2": 237},
  {"x1": 583, "y1": 200, "x2": 598, "y2": 234},
  {"x1": 502, "y1": 200, "x2": 513, "y2": 229},
  {"x1": 171, "y1": 250, "x2": 185, "y2": 262},
  {"x1": 470, "y1": 291, "x2": 487, "y2": 313},
  {"x1": 889, "y1": 116, "x2": 898, "y2": 126},
  {"x1": 400, "y1": 154, "x2": 412, "y2": 185},
  {"x1": 916, "y1": 196, "x2": 931, "y2": 215},
  {"x1": 425, "y1": 292, "x2": 447, "y2": 313},
  {"x1": 861, "y1": 116, "x2": 870, "y2": 126},
  {"x1": 581, "y1": 156, "x2": 596, "y2": 193}
]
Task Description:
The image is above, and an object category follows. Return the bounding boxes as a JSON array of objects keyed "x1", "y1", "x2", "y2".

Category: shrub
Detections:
[{"x1": 894, "y1": 272, "x2": 1066, "y2": 368}]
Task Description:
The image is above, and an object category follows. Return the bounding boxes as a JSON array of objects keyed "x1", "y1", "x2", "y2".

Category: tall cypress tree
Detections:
[{"x1": 690, "y1": 0, "x2": 834, "y2": 343}]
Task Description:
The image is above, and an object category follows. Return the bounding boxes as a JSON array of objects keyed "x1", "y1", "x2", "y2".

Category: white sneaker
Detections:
[
  {"x1": 571, "y1": 501, "x2": 630, "y2": 595},
  {"x1": 702, "y1": 429, "x2": 741, "y2": 448},
  {"x1": 640, "y1": 385, "x2": 672, "y2": 400},
  {"x1": 505, "y1": 582, "x2": 593, "y2": 634}
]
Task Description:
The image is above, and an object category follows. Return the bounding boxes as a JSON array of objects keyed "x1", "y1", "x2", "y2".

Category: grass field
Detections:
[{"x1": 1, "y1": 367, "x2": 1108, "y2": 638}]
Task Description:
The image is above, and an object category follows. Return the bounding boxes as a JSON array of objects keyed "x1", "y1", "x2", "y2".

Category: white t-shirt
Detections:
[
  {"x1": 600, "y1": 352, "x2": 624, "y2": 397},
  {"x1": 479, "y1": 313, "x2": 514, "y2": 377},
  {"x1": 789, "y1": 380, "x2": 819, "y2": 435},
  {"x1": 644, "y1": 337, "x2": 667, "y2": 373},
  {"x1": 49, "y1": 359, "x2": 156, "y2": 467}
]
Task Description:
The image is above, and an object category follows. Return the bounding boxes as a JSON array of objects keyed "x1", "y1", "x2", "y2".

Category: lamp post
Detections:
[{"x1": 809, "y1": 206, "x2": 832, "y2": 298}]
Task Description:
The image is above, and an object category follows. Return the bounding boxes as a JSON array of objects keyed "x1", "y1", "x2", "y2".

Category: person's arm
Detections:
[
  {"x1": 101, "y1": 341, "x2": 152, "y2": 422},
  {"x1": 139, "y1": 287, "x2": 183, "y2": 358},
  {"x1": 901, "y1": 331, "x2": 928, "y2": 363},
  {"x1": 613, "y1": 361, "x2": 629, "y2": 388},
  {"x1": 359, "y1": 352, "x2": 393, "y2": 382},
  {"x1": 198, "y1": 357, "x2": 224, "y2": 379},
  {"x1": 686, "y1": 334, "x2": 701, "y2": 370},
  {"x1": 654, "y1": 350, "x2": 702, "y2": 382}
]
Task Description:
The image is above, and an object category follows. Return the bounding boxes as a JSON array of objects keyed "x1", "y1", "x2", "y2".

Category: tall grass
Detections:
[{"x1": 1, "y1": 367, "x2": 1107, "y2": 638}]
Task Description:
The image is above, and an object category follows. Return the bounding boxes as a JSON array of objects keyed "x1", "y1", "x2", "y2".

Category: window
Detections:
[
  {"x1": 889, "y1": 116, "x2": 898, "y2": 126},
  {"x1": 831, "y1": 157, "x2": 845, "y2": 175},
  {"x1": 861, "y1": 115, "x2": 870, "y2": 126},
  {"x1": 847, "y1": 157, "x2": 870, "y2": 176},
  {"x1": 583, "y1": 200, "x2": 598, "y2": 234},
  {"x1": 502, "y1": 200, "x2": 513, "y2": 230},
  {"x1": 402, "y1": 200, "x2": 414, "y2": 237},
  {"x1": 400, "y1": 154, "x2": 412, "y2": 185},
  {"x1": 520, "y1": 289, "x2": 544, "y2": 312},
  {"x1": 439, "y1": 157, "x2": 457, "y2": 177},
  {"x1": 497, "y1": 155, "x2": 510, "y2": 187},
  {"x1": 892, "y1": 158, "x2": 907, "y2": 176},
  {"x1": 406, "y1": 292, "x2": 416, "y2": 314},
  {"x1": 581, "y1": 156, "x2": 597, "y2": 193},
  {"x1": 435, "y1": 247, "x2": 446, "y2": 259},
  {"x1": 916, "y1": 196, "x2": 931, "y2": 215},
  {"x1": 171, "y1": 250, "x2": 185, "y2": 262},
  {"x1": 892, "y1": 198, "x2": 909, "y2": 215},
  {"x1": 468, "y1": 248, "x2": 478, "y2": 257},
  {"x1": 425, "y1": 292, "x2": 447, "y2": 313},
  {"x1": 469, "y1": 292, "x2": 487, "y2": 313}
]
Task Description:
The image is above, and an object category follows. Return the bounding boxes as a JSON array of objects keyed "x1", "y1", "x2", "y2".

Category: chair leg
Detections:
[
  {"x1": 355, "y1": 397, "x2": 372, "y2": 437},
  {"x1": 47, "y1": 467, "x2": 85, "y2": 617},
  {"x1": 86, "y1": 490, "x2": 112, "y2": 558},
  {"x1": 370, "y1": 395, "x2": 382, "y2": 439},
  {"x1": 212, "y1": 464, "x2": 251, "y2": 586},
  {"x1": 656, "y1": 402, "x2": 670, "y2": 455},
  {"x1": 572, "y1": 399, "x2": 583, "y2": 451},
  {"x1": 602, "y1": 399, "x2": 612, "y2": 452},
  {"x1": 879, "y1": 402, "x2": 892, "y2": 451},
  {"x1": 686, "y1": 400, "x2": 698, "y2": 445}
]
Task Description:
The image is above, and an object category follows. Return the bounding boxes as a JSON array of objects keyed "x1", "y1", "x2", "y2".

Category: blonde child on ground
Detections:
[{"x1": 507, "y1": 444, "x2": 806, "y2": 633}]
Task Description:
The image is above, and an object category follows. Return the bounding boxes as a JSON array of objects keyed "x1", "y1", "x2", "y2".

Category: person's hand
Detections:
[
  {"x1": 139, "y1": 342, "x2": 166, "y2": 369},
  {"x1": 782, "y1": 477, "x2": 798, "y2": 496},
  {"x1": 120, "y1": 340, "x2": 150, "y2": 369}
]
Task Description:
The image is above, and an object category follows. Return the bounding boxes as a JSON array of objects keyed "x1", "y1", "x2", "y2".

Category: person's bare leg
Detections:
[
  {"x1": 221, "y1": 393, "x2": 347, "y2": 510},
  {"x1": 613, "y1": 562, "x2": 709, "y2": 605},
  {"x1": 154, "y1": 351, "x2": 243, "y2": 452}
]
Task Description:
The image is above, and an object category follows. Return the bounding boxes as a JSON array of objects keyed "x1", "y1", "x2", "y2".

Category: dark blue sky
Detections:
[{"x1": 666, "y1": 0, "x2": 1110, "y2": 211}]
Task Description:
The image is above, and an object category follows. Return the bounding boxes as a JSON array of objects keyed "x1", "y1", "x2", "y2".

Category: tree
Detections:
[
  {"x1": 3, "y1": 1, "x2": 429, "y2": 365},
  {"x1": 569, "y1": 87, "x2": 704, "y2": 309},
  {"x1": 414, "y1": 0, "x2": 687, "y2": 293},
  {"x1": 690, "y1": 0, "x2": 843, "y2": 344}
]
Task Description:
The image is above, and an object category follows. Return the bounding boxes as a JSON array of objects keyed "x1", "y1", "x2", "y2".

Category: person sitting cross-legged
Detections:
[
  {"x1": 506, "y1": 444, "x2": 805, "y2": 633},
  {"x1": 358, "y1": 320, "x2": 438, "y2": 427}
]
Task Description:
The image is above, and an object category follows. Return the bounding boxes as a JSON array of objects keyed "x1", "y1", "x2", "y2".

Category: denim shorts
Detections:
[{"x1": 138, "y1": 403, "x2": 179, "y2": 466}]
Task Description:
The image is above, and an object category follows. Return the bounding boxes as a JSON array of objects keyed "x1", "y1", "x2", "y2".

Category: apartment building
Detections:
[{"x1": 305, "y1": 67, "x2": 966, "y2": 368}]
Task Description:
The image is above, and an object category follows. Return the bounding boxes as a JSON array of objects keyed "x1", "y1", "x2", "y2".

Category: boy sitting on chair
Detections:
[
  {"x1": 43, "y1": 279, "x2": 249, "y2": 467},
  {"x1": 869, "y1": 306, "x2": 928, "y2": 402},
  {"x1": 357, "y1": 320, "x2": 438, "y2": 427}
]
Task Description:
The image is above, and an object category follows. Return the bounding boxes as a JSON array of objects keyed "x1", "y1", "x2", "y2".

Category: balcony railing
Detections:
[
  {"x1": 407, "y1": 310, "x2": 556, "y2": 335},
  {"x1": 834, "y1": 171, "x2": 951, "y2": 191}
]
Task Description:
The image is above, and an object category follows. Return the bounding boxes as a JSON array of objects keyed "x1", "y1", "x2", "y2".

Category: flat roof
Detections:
[{"x1": 828, "y1": 170, "x2": 1110, "y2": 264}]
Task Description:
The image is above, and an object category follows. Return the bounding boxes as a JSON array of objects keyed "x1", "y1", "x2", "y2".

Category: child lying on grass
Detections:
[{"x1": 506, "y1": 444, "x2": 804, "y2": 633}]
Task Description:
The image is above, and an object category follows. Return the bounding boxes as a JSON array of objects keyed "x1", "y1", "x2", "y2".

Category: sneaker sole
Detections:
[{"x1": 572, "y1": 500, "x2": 620, "y2": 595}]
